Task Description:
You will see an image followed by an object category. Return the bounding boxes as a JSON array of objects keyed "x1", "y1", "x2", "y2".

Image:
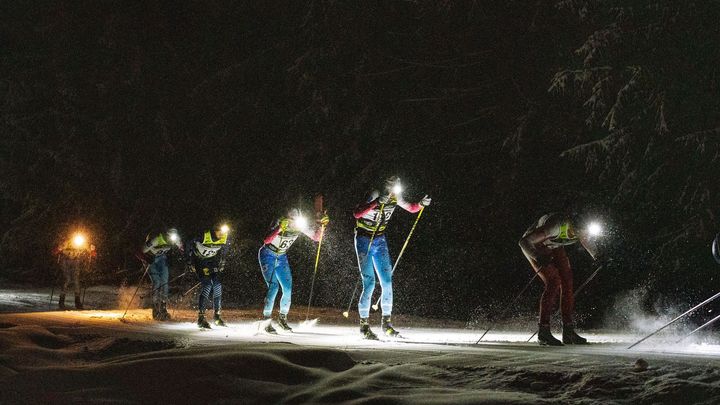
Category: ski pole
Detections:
[
  {"x1": 676, "y1": 313, "x2": 720, "y2": 344},
  {"x1": 305, "y1": 224, "x2": 326, "y2": 321},
  {"x1": 183, "y1": 281, "x2": 201, "y2": 296},
  {"x1": 628, "y1": 290, "x2": 720, "y2": 349},
  {"x1": 344, "y1": 202, "x2": 385, "y2": 318},
  {"x1": 475, "y1": 272, "x2": 539, "y2": 343},
  {"x1": 525, "y1": 264, "x2": 605, "y2": 342},
  {"x1": 121, "y1": 262, "x2": 150, "y2": 320},
  {"x1": 372, "y1": 207, "x2": 425, "y2": 311}
]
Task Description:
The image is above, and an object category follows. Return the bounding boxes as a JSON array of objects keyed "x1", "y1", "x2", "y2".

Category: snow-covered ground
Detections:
[{"x1": 2, "y1": 286, "x2": 720, "y2": 403}]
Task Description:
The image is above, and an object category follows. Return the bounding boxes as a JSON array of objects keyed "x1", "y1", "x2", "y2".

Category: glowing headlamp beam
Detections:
[
  {"x1": 72, "y1": 233, "x2": 87, "y2": 248},
  {"x1": 294, "y1": 216, "x2": 309, "y2": 231},
  {"x1": 220, "y1": 224, "x2": 230, "y2": 234},
  {"x1": 587, "y1": 222, "x2": 603, "y2": 237},
  {"x1": 392, "y1": 183, "x2": 403, "y2": 195}
]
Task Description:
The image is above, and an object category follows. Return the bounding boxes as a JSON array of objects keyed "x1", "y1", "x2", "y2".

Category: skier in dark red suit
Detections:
[{"x1": 519, "y1": 213, "x2": 598, "y2": 346}]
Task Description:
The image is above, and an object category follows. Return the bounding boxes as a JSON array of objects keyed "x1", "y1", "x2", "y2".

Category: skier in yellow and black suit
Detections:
[
  {"x1": 186, "y1": 225, "x2": 230, "y2": 329},
  {"x1": 143, "y1": 228, "x2": 183, "y2": 320}
]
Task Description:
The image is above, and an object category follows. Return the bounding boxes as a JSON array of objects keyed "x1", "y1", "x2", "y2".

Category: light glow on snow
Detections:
[{"x1": 296, "y1": 318, "x2": 319, "y2": 331}]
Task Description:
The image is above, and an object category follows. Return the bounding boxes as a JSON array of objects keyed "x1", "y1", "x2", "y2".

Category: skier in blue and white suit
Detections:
[
  {"x1": 353, "y1": 176, "x2": 431, "y2": 339},
  {"x1": 259, "y1": 208, "x2": 329, "y2": 333}
]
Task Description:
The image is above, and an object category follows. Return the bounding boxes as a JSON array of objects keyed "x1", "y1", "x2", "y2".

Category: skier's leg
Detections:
[
  {"x1": 212, "y1": 273, "x2": 222, "y2": 313},
  {"x1": 554, "y1": 249, "x2": 575, "y2": 325},
  {"x1": 148, "y1": 261, "x2": 162, "y2": 307},
  {"x1": 71, "y1": 261, "x2": 83, "y2": 309},
  {"x1": 535, "y1": 263, "x2": 563, "y2": 346},
  {"x1": 276, "y1": 255, "x2": 292, "y2": 316},
  {"x1": 159, "y1": 256, "x2": 170, "y2": 303},
  {"x1": 259, "y1": 248, "x2": 280, "y2": 318},
  {"x1": 355, "y1": 235, "x2": 376, "y2": 319},
  {"x1": 198, "y1": 269, "x2": 212, "y2": 314},
  {"x1": 536, "y1": 264, "x2": 561, "y2": 326},
  {"x1": 555, "y1": 249, "x2": 586, "y2": 344},
  {"x1": 375, "y1": 236, "x2": 393, "y2": 316}
]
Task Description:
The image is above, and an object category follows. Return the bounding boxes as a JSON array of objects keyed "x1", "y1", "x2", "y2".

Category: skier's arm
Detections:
[
  {"x1": 303, "y1": 215, "x2": 329, "y2": 242},
  {"x1": 578, "y1": 234, "x2": 599, "y2": 261},
  {"x1": 263, "y1": 219, "x2": 284, "y2": 245},
  {"x1": 398, "y1": 194, "x2": 431, "y2": 213},
  {"x1": 353, "y1": 200, "x2": 378, "y2": 219},
  {"x1": 519, "y1": 226, "x2": 554, "y2": 263},
  {"x1": 397, "y1": 200, "x2": 422, "y2": 213}
]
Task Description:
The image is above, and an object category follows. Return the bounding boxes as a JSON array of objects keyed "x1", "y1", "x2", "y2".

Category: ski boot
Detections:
[
  {"x1": 58, "y1": 294, "x2": 67, "y2": 310},
  {"x1": 562, "y1": 324, "x2": 588, "y2": 345},
  {"x1": 277, "y1": 313, "x2": 292, "y2": 332},
  {"x1": 360, "y1": 318, "x2": 378, "y2": 340},
  {"x1": 159, "y1": 301, "x2": 171, "y2": 321},
  {"x1": 197, "y1": 313, "x2": 211, "y2": 330},
  {"x1": 381, "y1": 316, "x2": 400, "y2": 337},
  {"x1": 263, "y1": 317, "x2": 277, "y2": 334},
  {"x1": 74, "y1": 294, "x2": 84, "y2": 310},
  {"x1": 537, "y1": 324, "x2": 563, "y2": 346},
  {"x1": 152, "y1": 302, "x2": 161, "y2": 320},
  {"x1": 213, "y1": 311, "x2": 227, "y2": 327}
]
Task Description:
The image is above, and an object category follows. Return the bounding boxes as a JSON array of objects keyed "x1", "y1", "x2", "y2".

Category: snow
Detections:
[{"x1": 2, "y1": 287, "x2": 720, "y2": 403}]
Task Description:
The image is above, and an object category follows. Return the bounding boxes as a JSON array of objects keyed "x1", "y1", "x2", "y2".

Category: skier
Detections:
[
  {"x1": 53, "y1": 233, "x2": 96, "y2": 310},
  {"x1": 142, "y1": 228, "x2": 183, "y2": 320},
  {"x1": 186, "y1": 224, "x2": 230, "y2": 329},
  {"x1": 353, "y1": 176, "x2": 431, "y2": 339},
  {"x1": 259, "y1": 208, "x2": 329, "y2": 333},
  {"x1": 518, "y1": 213, "x2": 598, "y2": 346}
]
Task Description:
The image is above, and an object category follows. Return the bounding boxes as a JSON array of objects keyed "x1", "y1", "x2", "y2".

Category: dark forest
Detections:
[{"x1": 1, "y1": 1, "x2": 719, "y2": 326}]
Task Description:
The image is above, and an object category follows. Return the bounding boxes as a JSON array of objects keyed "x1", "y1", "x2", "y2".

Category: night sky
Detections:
[{"x1": 1, "y1": 1, "x2": 719, "y2": 325}]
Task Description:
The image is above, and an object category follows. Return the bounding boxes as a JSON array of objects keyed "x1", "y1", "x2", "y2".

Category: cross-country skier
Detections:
[
  {"x1": 142, "y1": 228, "x2": 183, "y2": 320},
  {"x1": 353, "y1": 176, "x2": 431, "y2": 339},
  {"x1": 259, "y1": 208, "x2": 329, "y2": 333},
  {"x1": 53, "y1": 233, "x2": 96, "y2": 310},
  {"x1": 186, "y1": 225, "x2": 230, "y2": 329},
  {"x1": 519, "y1": 213, "x2": 598, "y2": 346}
]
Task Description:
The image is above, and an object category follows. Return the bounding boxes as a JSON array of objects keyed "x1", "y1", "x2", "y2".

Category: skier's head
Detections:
[
  {"x1": 167, "y1": 228, "x2": 179, "y2": 243},
  {"x1": 214, "y1": 223, "x2": 230, "y2": 239},
  {"x1": 287, "y1": 208, "x2": 301, "y2": 219},
  {"x1": 557, "y1": 219, "x2": 577, "y2": 241},
  {"x1": 384, "y1": 176, "x2": 402, "y2": 195}
]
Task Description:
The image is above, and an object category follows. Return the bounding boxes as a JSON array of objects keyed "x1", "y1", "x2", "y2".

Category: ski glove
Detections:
[
  {"x1": 218, "y1": 259, "x2": 226, "y2": 272},
  {"x1": 318, "y1": 214, "x2": 330, "y2": 226},
  {"x1": 279, "y1": 218, "x2": 290, "y2": 232},
  {"x1": 420, "y1": 195, "x2": 432, "y2": 207}
]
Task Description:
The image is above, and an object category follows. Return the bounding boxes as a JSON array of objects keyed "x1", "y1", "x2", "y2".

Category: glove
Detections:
[
  {"x1": 378, "y1": 193, "x2": 391, "y2": 204},
  {"x1": 187, "y1": 264, "x2": 197, "y2": 273},
  {"x1": 218, "y1": 259, "x2": 226, "y2": 272},
  {"x1": 420, "y1": 195, "x2": 432, "y2": 207},
  {"x1": 279, "y1": 218, "x2": 290, "y2": 232},
  {"x1": 318, "y1": 214, "x2": 330, "y2": 226},
  {"x1": 537, "y1": 255, "x2": 553, "y2": 267}
]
